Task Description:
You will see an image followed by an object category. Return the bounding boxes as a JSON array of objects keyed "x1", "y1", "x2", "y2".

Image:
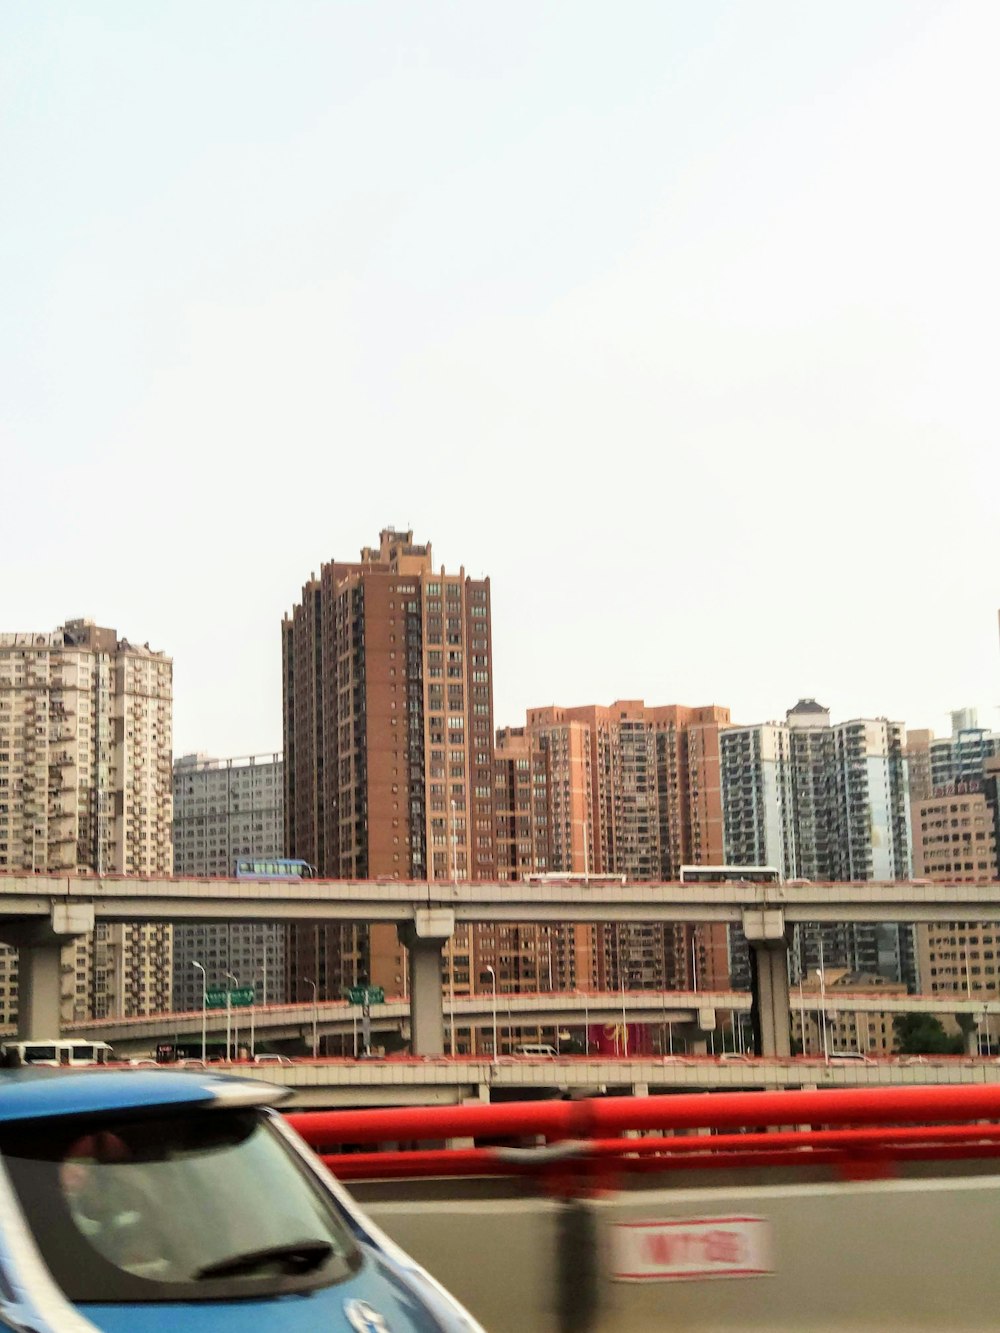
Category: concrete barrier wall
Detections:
[
  {"x1": 363, "y1": 1168, "x2": 1000, "y2": 1331},
  {"x1": 368, "y1": 1196, "x2": 563, "y2": 1331}
]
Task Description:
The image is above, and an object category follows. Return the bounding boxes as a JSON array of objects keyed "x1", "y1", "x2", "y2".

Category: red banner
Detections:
[{"x1": 587, "y1": 1023, "x2": 653, "y2": 1057}]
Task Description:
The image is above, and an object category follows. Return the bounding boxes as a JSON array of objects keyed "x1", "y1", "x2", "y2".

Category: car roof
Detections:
[{"x1": 0, "y1": 1069, "x2": 290, "y2": 1124}]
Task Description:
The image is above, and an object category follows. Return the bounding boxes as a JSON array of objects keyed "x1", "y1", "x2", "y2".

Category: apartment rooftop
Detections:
[{"x1": 0, "y1": 620, "x2": 169, "y2": 659}]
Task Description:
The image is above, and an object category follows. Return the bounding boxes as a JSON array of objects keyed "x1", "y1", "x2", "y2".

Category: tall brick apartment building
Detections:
[{"x1": 281, "y1": 529, "x2": 495, "y2": 1007}]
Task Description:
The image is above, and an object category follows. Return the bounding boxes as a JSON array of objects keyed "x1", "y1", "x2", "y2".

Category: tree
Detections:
[{"x1": 892, "y1": 1013, "x2": 963, "y2": 1055}]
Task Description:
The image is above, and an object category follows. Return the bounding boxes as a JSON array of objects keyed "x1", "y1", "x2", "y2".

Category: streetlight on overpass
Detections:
[
  {"x1": 815, "y1": 937, "x2": 830, "y2": 1064},
  {"x1": 225, "y1": 972, "x2": 239, "y2": 1062},
  {"x1": 303, "y1": 977, "x2": 319, "y2": 1059},
  {"x1": 576, "y1": 988, "x2": 590, "y2": 1054},
  {"x1": 191, "y1": 960, "x2": 207, "y2": 1063},
  {"x1": 485, "y1": 965, "x2": 498, "y2": 1064}
]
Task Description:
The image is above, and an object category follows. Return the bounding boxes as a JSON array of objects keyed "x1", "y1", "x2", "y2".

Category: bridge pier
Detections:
[
  {"x1": 0, "y1": 903, "x2": 95, "y2": 1041},
  {"x1": 677, "y1": 1007, "x2": 717, "y2": 1055},
  {"x1": 743, "y1": 907, "x2": 791, "y2": 1059},
  {"x1": 398, "y1": 909, "x2": 455, "y2": 1057}
]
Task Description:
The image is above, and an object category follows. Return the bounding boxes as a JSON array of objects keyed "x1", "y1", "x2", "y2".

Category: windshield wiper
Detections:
[{"x1": 195, "y1": 1239, "x2": 334, "y2": 1280}]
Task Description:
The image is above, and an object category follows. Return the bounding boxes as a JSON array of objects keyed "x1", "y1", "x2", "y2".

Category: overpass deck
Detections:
[
  {"x1": 5, "y1": 871, "x2": 1000, "y2": 1050},
  {"x1": 75, "y1": 988, "x2": 1000, "y2": 1054},
  {"x1": 5, "y1": 871, "x2": 1000, "y2": 924},
  {"x1": 243, "y1": 1052, "x2": 1000, "y2": 1108}
]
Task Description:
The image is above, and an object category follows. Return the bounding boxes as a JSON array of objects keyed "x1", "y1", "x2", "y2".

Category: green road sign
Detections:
[
  {"x1": 204, "y1": 987, "x2": 255, "y2": 1009},
  {"x1": 347, "y1": 986, "x2": 385, "y2": 1006}
]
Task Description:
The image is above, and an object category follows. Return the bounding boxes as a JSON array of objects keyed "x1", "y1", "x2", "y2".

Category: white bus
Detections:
[
  {"x1": 1, "y1": 1039, "x2": 114, "y2": 1068},
  {"x1": 679, "y1": 865, "x2": 781, "y2": 885}
]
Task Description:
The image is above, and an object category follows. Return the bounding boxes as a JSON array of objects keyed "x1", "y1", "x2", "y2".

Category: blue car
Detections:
[{"x1": 0, "y1": 1068, "x2": 484, "y2": 1332}]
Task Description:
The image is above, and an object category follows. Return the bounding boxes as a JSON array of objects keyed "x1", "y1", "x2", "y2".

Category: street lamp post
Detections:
[
  {"x1": 449, "y1": 798, "x2": 458, "y2": 1057},
  {"x1": 576, "y1": 989, "x2": 590, "y2": 1054},
  {"x1": 251, "y1": 964, "x2": 269, "y2": 1061},
  {"x1": 303, "y1": 977, "x2": 319, "y2": 1059},
  {"x1": 225, "y1": 972, "x2": 239, "y2": 1062},
  {"x1": 817, "y1": 938, "x2": 829, "y2": 1063},
  {"x1": 485, "y1": 965, "x2": 498, "y2": 1064},
  {"x1": 191, "y1": 960, "x2": 207, "y2": 1063},
  {"x1": 546, "y1": 931, "x2": 561, "y2": 1054}
]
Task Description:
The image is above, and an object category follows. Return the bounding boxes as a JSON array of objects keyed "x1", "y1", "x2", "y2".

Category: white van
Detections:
[
  {"x1": 513, "y1": 1044, "x2": 558, "y2": 1059},
  {"x1": 1, "y1": 1039, "x2": 114, "y2": 1068}
]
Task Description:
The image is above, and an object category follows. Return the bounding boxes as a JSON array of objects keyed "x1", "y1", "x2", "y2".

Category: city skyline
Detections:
[
  {"x1": 6, "y1": 591, "x2": 997, "y2": 761},
  {"x1": 205, "y1": 580, "x2": 997, "y2": 756}
]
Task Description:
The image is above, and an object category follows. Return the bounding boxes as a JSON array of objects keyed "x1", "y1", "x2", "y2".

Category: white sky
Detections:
[{"x1": 2, "y1": 2, "x2": 998, "y2": 757}]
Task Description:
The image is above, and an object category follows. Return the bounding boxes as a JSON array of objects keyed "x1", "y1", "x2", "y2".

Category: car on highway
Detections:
[{"x1": 0, "y1": 1067, "x2": 484, "y2": 1331}]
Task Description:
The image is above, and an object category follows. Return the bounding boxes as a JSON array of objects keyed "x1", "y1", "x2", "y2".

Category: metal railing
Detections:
[{"x1": 289, "y1": 1084, "x2": 1000, "y2": 1183}]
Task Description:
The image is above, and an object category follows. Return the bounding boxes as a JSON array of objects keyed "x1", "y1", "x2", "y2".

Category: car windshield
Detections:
[{"x1": 0, "y1": 1108, "x2": 361, "y2": 1303}]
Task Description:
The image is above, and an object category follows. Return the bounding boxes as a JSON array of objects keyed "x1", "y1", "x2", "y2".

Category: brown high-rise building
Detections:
[
  {"x1": 904, "y1": 729, "x2": 935, "y2": 804},
  {"x1": 649, "y1": 705, "x2": 729, "y2": 877},
  {"x1": 494, "y1": 726, "x2": 552, "y2": 882},
  {"x1": 913, "y1": 771, "x2": 1000, "y2": 1008},
  {"x1": 649, "y1": 704, "x2": 731, "y2": 991},
  {"x1": 488, "y1": 727, "x2": 596, "y2": 1033},
  {"x1": 516, "y1": 700, "x2": 731, "y2": 994},
  {"x1": 281, "y1": 529, "x2": 495, "y2": 1009}
]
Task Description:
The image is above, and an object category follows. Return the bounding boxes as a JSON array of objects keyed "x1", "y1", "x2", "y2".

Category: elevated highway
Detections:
[
  {"x1": 4, "y1": 871, "x2": 1000, "y2": 1052},
  {"x1": 4, "y1": 871, "x2": 1000, "y2": 924},
  {"x1": 79, "y1": 988, "x2": 1000, "y2": 1056},
  {"x1": 75, "y1": 989, "x2": 745, "y2": 1053},
  {"x1": 241, "y1": 1052, "x2": 1000, "y2": 1109}
]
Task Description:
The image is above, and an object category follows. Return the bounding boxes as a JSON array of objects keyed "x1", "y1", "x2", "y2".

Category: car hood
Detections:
[{"x1": 77, "y1": 1243, "x2": 474, "y2": 1332}]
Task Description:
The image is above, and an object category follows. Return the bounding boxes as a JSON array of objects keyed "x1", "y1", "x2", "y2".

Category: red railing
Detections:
[{"x1": 287, "y1": 1085, "x2": 1000, "y2": 1183}]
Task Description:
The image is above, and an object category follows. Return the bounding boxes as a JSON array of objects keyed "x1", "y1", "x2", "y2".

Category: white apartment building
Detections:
[
  {"x1": 720, "y1": 723, "x2": 797, "y2": 879},
  {"x1": 834, "y1": 718, "x2": 912, "y2": 883},
  {"x1": 719, "y1": 701, "x2": 914, "y2": 987},
  {"x1": 172, "y1": 752, "x2": 286, "y2": 1011},
  {"x1": 0, "y1": 620, "x2": 173, "y2": 1022}
]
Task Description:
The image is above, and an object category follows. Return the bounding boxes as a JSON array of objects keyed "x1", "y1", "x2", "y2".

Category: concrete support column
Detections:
[
  {"x1": 964, "y1": 1024, "x2": 979, "y2": 1057},
  {"x1": 3, "y1": 902, "x2": 95, "y2": 1041},
  {"x1": 449, "y1": 1086, "x2": 491, "y2": 1148},
  {"x1": 742, "y1": 907, "x2": 791, "y2": 1059},
  {"x1": 398, "y1": 909, "x2": 455, "y2": 1057},
  {"x1": 678, "y1": 1008, "x2": 716, "y2": 1055},
  {"x1": 17, "y1": 943, "x2": 64, "y2": 1040}
]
